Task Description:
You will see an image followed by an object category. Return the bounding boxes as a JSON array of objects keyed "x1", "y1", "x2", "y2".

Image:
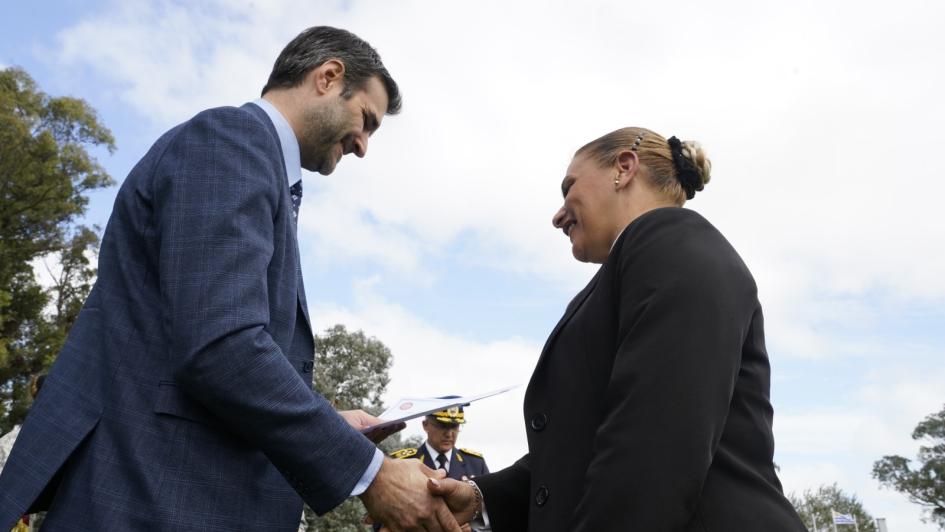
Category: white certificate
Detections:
[{"x1": 361, "y1": 384, "x2": 518, "y2": 438}]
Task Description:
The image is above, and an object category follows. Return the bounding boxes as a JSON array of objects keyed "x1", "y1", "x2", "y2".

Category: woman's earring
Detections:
[{"x1": 614, "y1": 173, "x2": 621, "y2": 187}]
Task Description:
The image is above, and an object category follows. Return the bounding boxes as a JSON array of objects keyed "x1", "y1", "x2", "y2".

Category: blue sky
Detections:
[{"x1": 4, "y1": 1, "x2": 945, "y2": 530}]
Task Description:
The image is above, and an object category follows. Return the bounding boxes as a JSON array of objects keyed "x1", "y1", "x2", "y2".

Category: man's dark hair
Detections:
[{"x1": 262, "y1": 26, "x2": 402, "y2": 115}]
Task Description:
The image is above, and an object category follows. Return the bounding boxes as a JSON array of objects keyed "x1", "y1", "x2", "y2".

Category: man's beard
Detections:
[{"x1": 300, "y1": 99, "x2": 348, "y2": 175}]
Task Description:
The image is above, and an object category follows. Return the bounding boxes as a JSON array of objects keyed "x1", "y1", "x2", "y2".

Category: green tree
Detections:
[
  {"x1": 789, "y1": 483, "x2": 877, "y2": 532},
  {"x1": 303, "y1": 324, "x2": 417, "y2": 532},
  {"x1": 873, "y1": 404, "x2": 945, "y2": 529},
  {"x1": 314, "y1": 324, "x2": 392, "y2": 414},
  {"x1": 0, "y1": 67, "x2": 114, "y2": 433}
]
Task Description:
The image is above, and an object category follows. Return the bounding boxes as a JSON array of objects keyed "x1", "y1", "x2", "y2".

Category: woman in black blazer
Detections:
[{"x1": 432, "y1": 128, "x2": 806, "y2": 531}]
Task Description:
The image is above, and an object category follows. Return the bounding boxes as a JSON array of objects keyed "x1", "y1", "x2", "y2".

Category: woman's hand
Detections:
[{"x1": 427, "y1": 477, "x2": 481, "y2": 525}]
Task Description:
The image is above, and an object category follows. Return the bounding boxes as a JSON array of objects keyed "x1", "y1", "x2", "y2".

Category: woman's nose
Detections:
[{"x1": 552, "y1": 205, "x2": 566, "y2": 228}]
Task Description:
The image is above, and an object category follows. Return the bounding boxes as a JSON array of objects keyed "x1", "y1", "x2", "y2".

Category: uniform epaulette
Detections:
[
  {"x1": 388, "y1": 448, "x2": 418, "y2": 460},
  {"x1": 459, "y1": 447, "x2": 484, "y2": 458}
]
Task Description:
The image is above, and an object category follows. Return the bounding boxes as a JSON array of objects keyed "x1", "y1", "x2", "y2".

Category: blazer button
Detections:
[
  {"x1": 535, "y1": 485, "x2": 549, "y2": 507},
  {"x1": 529, "y1": 413, "x2": 548, "y2": 431}
]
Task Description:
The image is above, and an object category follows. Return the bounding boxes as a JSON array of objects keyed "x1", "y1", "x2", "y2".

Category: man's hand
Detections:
[
  {"x1": 427, "y1": 477, "x2": 480, "y2": 525},
  {"x1": 360, "y1": 458, "x2": 462, "y2": 532},
  {"x1": 338, "y1": 409, "x2": 405, "y2": 444}
]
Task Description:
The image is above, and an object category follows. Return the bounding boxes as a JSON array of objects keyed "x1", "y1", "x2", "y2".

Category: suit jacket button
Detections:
[
  {"x1": 529, "y1": 413, "x2": 547, "y2": 431},
  {"x1": 535, "y1": 485, "x2": 549, "y2": 507}
]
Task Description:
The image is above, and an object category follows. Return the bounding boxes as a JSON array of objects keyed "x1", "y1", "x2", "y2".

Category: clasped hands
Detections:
[
  {"x1": 340, "y1": 409, "x2": 481, "y2": 532},
  {"x1": 361, "y1": 458, "x2": 480, "y2": 532}
]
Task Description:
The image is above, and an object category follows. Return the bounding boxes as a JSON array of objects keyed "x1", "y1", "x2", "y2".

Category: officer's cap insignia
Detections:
[{"x1": 430, "y1": 396, "x2": 467, "y2": 424}]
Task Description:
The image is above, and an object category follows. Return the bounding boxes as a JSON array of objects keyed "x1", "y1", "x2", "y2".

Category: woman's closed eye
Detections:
[{"x1": 561, "y1": 177, "x2": 575, "y2": 198}]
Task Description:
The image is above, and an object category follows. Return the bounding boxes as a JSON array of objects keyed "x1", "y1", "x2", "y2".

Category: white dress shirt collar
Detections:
[
  {"x1": 251, "y1": 98, "x2": 301, "y2": 187},
  {"x1": 425, "y1": 442, "x2": 453, "y2": 472}
]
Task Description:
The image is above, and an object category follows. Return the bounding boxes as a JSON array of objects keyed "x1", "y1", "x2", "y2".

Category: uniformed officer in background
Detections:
[{"x1": 389, "y1": 401, "x2": 489, "y2": 480}]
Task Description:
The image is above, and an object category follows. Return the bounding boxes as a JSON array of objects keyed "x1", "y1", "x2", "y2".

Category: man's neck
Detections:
[
  {"x1": 262, "y1": 92, "x2": 303, "y2": 141},
  {"x1": 425, "y1": 441, "x2": 452, "y2": 460}
]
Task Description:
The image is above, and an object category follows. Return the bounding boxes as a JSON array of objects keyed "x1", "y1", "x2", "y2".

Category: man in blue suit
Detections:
[{"x1": 0, "y1": 26, "x2": 461, "y2": 531}]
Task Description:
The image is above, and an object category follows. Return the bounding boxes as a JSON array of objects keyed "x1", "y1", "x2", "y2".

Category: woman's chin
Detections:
[{"x1": 571, "y1": 245, "x2": 589, "y2": 263}]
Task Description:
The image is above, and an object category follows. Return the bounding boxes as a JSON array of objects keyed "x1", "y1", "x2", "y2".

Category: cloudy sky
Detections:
[{"x1": 4, "y1": 0, "x2": 944, "y2": 529}]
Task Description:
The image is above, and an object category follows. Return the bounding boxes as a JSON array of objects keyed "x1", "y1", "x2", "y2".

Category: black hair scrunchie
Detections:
[{"x1": 667, "y1": 136, "x2": 703, "y2": 200}]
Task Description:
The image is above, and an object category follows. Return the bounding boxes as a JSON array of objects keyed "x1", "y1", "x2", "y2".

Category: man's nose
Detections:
[{"x1": 552, "y1": 205, "x2": 567, "y2": 228}]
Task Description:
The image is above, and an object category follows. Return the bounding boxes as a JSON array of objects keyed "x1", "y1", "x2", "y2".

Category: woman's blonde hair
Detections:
[{"x1": 575, "y1": 127, "x2": 712, "y2": 205}]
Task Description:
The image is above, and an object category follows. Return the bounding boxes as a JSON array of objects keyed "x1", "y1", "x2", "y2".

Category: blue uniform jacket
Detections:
[{"x1": 391, "y1": 442, "x2": 489, "y2": 480}]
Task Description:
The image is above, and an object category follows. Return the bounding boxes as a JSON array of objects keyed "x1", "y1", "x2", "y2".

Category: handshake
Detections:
[
  {"x1": 360, "y1": 457, "x2": 481, "y2": 532},
  {"x1": 343, "y1": 410, "x2": 483, "y2": 532}
]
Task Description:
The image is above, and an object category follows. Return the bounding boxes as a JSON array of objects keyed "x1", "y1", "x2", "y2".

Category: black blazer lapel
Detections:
[{"x1": 534, "y1": 268, "x2": 602, "y2": 369}]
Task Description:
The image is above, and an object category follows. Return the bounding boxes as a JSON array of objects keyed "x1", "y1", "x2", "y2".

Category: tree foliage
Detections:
[
  {"x1": 873, "y1": 404, "x2": 945, "y2": 529},
  {"x1": 0, "y1": 67, "x2": 114, "y2": 433},
  {"x1": 313, "y1": 324, "x2": 392, "y2": 413},
  {"x1": 789, "y1": 483, "x2": 877, "y2": 532}
]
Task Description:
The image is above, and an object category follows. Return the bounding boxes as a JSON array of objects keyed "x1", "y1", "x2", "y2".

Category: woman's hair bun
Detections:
[
  {"x1": 681, "y1": 140, "x2": 712, "y2": 189},
  {"x1": 667, "y1": 136, "x2": 711, "y2": 199}
]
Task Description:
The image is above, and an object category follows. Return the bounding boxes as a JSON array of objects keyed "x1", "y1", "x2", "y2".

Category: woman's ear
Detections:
[
  {"x1": 614, "y1": 150, "x2": 639, "y2": 189},
  {"x1": 616, "y1": 149, "x2": 639, "y2": 175}
]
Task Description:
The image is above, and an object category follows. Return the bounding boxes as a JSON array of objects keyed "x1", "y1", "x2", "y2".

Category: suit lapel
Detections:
[
  {"x1": 296, "y1": 260, "x2": 313, "y2": 335},
  {"x1": 418, "y1": 445, "x2": 435, "y2": 470},
  {"x1": 534, "y1": 268, "x2": 602, "y2": 369},
  {"x1": 243, "y1": 102, "x2": 314, "y2": 338}
]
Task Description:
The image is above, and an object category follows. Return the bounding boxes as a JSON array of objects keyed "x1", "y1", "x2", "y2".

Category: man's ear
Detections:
[{"x1": 311, "y1": 59, "x2": 346, "y2": 95}]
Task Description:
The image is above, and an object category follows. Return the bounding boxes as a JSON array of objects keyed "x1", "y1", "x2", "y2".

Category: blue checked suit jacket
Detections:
[{"x1": 0, "y1": 103, "x2": 376, "y2": 531}]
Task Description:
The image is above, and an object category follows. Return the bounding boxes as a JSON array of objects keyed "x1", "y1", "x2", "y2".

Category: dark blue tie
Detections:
[
  {"x1": 290, "y1": 180, "x2": 303, "y2": 220},
  {"x1": 436, "y1": 453, "x2": 447, "y2": 471}
]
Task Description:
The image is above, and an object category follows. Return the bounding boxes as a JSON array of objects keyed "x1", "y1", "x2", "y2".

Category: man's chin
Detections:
[
  {"x1": 302, "y1": 156, "x2": 338, "y2": 175},
  {"x1": 316, "y1": 160, "x2": 337, "y2": 175}
]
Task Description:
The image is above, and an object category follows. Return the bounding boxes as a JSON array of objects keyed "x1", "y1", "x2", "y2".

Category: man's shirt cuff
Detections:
[{"x1": 350, "y1": 448, "x2": 384, "y2": 496}]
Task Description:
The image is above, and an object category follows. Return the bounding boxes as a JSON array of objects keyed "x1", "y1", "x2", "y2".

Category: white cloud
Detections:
[
  {"x1": 311, "y1": 276, "x2": 538, "y2": 470},
  {"x1": 29, "y1": 249, "x2": 100, "y2": 316},
  {"x1": 779, "y1": 461, "x2": 932, "y2": 532},
  {"x1": 30, "y1": 254, "x2": 61, "y2": 292},
  {"x1": 51, "y1": 0, "x2": 945, "y2": 300},
  {"x1": 55, "y1": 0, "x2": 945, "y2": 370},
  {"x1": 776, "y1": 368, "x2": 945, "y2": 532},
  {"x1": 55, "y1": 1, "x2": 945, "y2": 286}
]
